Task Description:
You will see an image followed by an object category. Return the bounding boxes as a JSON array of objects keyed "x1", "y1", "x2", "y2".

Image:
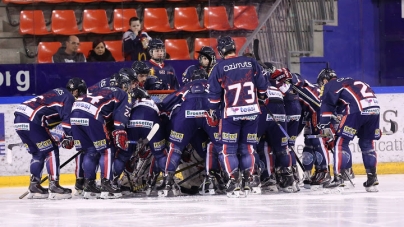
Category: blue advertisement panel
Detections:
[{"x1": 0, "y1": 60, "x2": 197, "y2": 97}]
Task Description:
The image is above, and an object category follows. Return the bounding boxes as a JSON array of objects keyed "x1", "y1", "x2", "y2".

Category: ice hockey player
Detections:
[
  {"x1": 257, "y1": 68, "x2": 296, "y2": 193},
  {"x1": 14, "y1": 77, "x2": 87, "y2": 200},
  {"x1": 144, "y1": 39, "x2": 179, "y2": 90},
  {"x1": 182, "y1": 46, "x2": 216, "y2": 85},
  {"x1": 161, "y1": 68, "x2": 220, "y2": 197},
  {"x1": 87, "y1": 67, "x2": 137, "y2": 93},
  {"x1": 208, "y1": 36, "x2": 268, "y2": 198},
  {"x1": 121, "y1": 86, "x2": 168, "y2": 196},
  {"x1": 290, "y1": 73, "x2": 331, "y2": 189},
  {"x1": 317, "y1": 67, "x2": 381, "y2": 192},
  {"x1": 131, "y1": 61, "x2": 150, "y2": 88},
  {"x1": 270, "y1": 68, "x2": 302, "y2": 191},
  {"x1": 70, "y1": 74, "x2": 132, "y2": 199}
]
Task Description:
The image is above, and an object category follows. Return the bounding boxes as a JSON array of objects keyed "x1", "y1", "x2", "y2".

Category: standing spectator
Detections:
[
  {"x1": 123, "y1": 17, "x2": 152, "y2": 61},
  {"x1": 87, "y1": 38, "x2": 115, "y2": 62},
  {"x1": 52, "y1": 36, "x2": 86, "y2": 63}
]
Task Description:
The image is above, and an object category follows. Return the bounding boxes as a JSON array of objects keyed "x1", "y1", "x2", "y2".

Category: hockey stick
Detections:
[
  {"x1": 253, "y1": 39, "x2": 269, "y2": 69},
  {"x1": 260, "y1": 103, "x2": 306, "y2": 172},
  {"x1": 127, "y1": 123, "x2": 160, "y2": 145},
  {"x1": 178, "y1": 168, "x2": 204, "y2": 186},
  {"x1": 19, "y1": 149, "x2": 83, "y2": 199}
]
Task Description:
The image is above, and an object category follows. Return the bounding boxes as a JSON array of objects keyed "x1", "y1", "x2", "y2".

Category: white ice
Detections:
[{"x1": 1, "y1": 175, "x2": 404, "y2": 227}]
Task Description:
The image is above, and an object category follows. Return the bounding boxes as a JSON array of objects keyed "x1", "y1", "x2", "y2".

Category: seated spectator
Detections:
[
  {"x1": 52, "y1": 36, "x2": 86, "y2": 63},
  {"x1": 87, "y1": 38, "x2": 115, "y2": 62},
  {"x1": 123, "y1": 17, "x2": 152, "y2": 61}
]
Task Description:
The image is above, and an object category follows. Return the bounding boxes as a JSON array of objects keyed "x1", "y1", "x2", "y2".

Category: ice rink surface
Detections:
[{"x1": 1, "y1": 175, "x2": 404, "y2": 227}]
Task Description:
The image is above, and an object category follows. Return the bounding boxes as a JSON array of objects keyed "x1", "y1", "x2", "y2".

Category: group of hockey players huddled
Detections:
[{"x1": 14, "y1": 36, "x2": 381, "y2": 200}]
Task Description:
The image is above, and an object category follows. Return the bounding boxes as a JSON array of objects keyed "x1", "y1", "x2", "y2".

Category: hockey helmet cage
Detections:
[
  {"x1": 148, "y1": 38, "x2": 166, "y2": 62},
  {"x1": 119, "y1": 67, "x2": 137, "y2": 82},
  {"x1": 317, "y1": 68, "x2": 337, "y2": 86},
  {"x1": 196, "y1": 46, "x2": 216, "y2": 66},
  {"x1": 66, "y1": 77, "x2": 87, "y2": 97},
  {"x1": 132, "y1": 87, "x2": 150, "y2": 100},
  {"x1": 131, "y1": 61, "x2": 150, "y2": 75},
  {"x1": 191, "y1": 68, "x2": 208, "y2": 81},
  {"x1": 217, "y1": 36, "x2": 236, "y2": 59}
]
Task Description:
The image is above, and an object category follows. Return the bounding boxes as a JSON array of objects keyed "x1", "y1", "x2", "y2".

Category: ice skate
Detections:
[
  {"x1": 277, "y1": 167, "x2": 296, "y2": 193},
  {"x1": 27, "y1": 175, "x2": 49, "y2": 199},
  {"x1": 310, "y1": 170, "x2": 331, "y2": 190},
  {"x1": 199, "y1": 175, "x2": 216, "y2": 195},
  {"x1": 363, "y1": 169, "x2": 379, "y2": 192},
  {"x1": 145, "y1": 172, "x2": 159, "y2": 196},
  {"x1": 291, "y1": 165, "x2": 300, "y2": 192},
  {"x1": 240, "y1": 170, "x2": 252, "y2": 197},
  {"x1": 159, "y1": 172, "x2": 180, "y2": 197},
  {"x1": 341, "y1": 168, "x2": 356, "y2": 189},
  {"x1": 323, "y1": 174, "x2": 345, "y2": 194},
  {"x1": 210, "y1": 171, "x2": 227, "y2": 194},
  {"x1": 261, "y1": 174, "x2": 278, "y2": 193},
  {"x1": 250, "y1": 174, "x2": 262, "y2": 195},
  {"x1": 112, "y1": 175, "x2": 131, "y2": 196},
  {"x1": 48, "y1": 179, "x2": 72, "y2": 200},
  {"x1": 226, "y1": 178, "x2": 241, "y2": 198},
  {"x1": 302, "y1": 170, "x2": 313, "y2": 189},
  {"x1": 83, "y1": 179, "x2": 101, "y2": 199},
  {"x1": 100, "y1": 178, "x2": 122, "y2": 199},
  {"x1": 74, "y1": 178, "x2": 84, "y2": 196}
]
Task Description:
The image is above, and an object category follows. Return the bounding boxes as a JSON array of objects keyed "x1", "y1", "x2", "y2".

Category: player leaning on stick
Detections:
[
  {"x1": 14, "y1": 78, "x2": 87, "y2": 200},
  {"x1": 317, "y1": 67, "x2": 381, "y2": 192},
  {"x1": 208, "y1": 36, "x2": 268, "y2": 198}
]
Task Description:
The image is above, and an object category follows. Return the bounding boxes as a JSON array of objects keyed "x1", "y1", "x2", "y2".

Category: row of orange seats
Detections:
[
  {"x1": 4, "y1": 0, "x2": 192, "y2": 4},
  {"x1": 20, "y1": 6, "x2": 259, "y2": 35},
  {"x1": 37, "y1": 37, "x2": 248, "y2": 63}
]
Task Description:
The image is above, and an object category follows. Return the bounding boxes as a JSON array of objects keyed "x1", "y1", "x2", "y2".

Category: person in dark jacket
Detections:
[
  {"x1": 52, "y1": 36, "x2": 86, "y2": 63},
  {"x1": 87, "y1": 38, "x2": 116, "y2": 62},
  {"x1": 122, "y1": 17, "x2": 152, "y2": 61}
]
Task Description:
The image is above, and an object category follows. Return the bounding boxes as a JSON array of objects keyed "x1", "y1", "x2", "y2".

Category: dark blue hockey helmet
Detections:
[
  {"x1": 196, "y1": 46, "x2": 216, "y2": 66},
  {"x1": 131, "y1": 61, "x2": 150, "y2": 75},
  {"x1": 217, "y1": 36, "x2": 236, "y2": 59},
  {"x1": 317, "y1": 67, "x2": 337, "y2": 87},
  {"x1": 132, "y1": 87, "x2": 150, "y2": 100},
  {"x1": 109, "y1": 73, "x2": 120, "y2": 87},
  {"x1": 148, "y1": 38, "x2": 166, "y2": 63},
  {"x1": 66, "y1": 77, "x2": 87, "y2": 97},
  {"x1": 119, "y1": 67, "x2": 137, "y2": 82},
  {"x1": 191, "y1": 68, "x2": 208, "y2": 81}
]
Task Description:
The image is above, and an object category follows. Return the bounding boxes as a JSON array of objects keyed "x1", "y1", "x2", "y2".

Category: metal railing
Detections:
[{"x1": 239, "y1": 0, "x2": 335, "y2": 69}]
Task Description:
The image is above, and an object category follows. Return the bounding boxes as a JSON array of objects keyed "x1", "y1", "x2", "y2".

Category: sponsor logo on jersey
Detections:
[
  {"x1": 127, "y1": 120, "x2": 153, "y2": 128},
  {"x1": 159, "y1": 70, "x2": 166, "y2": 74},
  {"x1": 72, "y1": 102, "x2": 98, "y2": 115},
  {"x1": 93, "y1": 139, "x2": 107, "y2": 150},
  {"x1": 266, "y1": 114, "x2": 286, "y2": 122},
  {"x1": 361, "y1": 107, "x2": 380, "y2": 115},
  {"x1": 36, "y1": 139, "x2": 53, "y2": 151},
  {"x1": 14, "y1": 123, "x2": 30, "y2": 131},
  {"x1": 185, "y1": 110, "x2": 205, "y2": 118},
  {"x1": 375, "y1": 129, "x2": 381, "y2": 139},
  {"x1": 289, "y1": 136, "x2": 297, "y2": 142},
  {"x1": 227, "y1": 104, "x2": 260, "y2": 116},
  {"x1": 53, "y1": 88, "x2": 64, "y2": 95},
  {"x1": 246, "y1": 133, "x2": 258, "y2": 143},
  {"x1": 15, "y1": 104, "x2": 34, "y2": 117},
  {"x1": 223, "y1": 62, "x2": 252, "y2": 71},
  {"x1": 342, "y1": 126, "x2": 357, "y2": 137},
  {"x1": 287, "y1": 115, "x2": 301, "y2": 122},
  {"x1": 222, "y1": 132, "x2": 237, "y2": 143},
  {"x1": 153, "y1": 139, "x2": 166, "y2": 150},
  {"x1": 169, "y1": 130, "x2": 184, "y2": 143},
  {"x1": 214, "y1": 132, "x2": 220, "y2": 141},
  {"x1": 71, "y1": 118, "x2": 89, "y2": 126},
  {"x1": 281, "y1": 137, "x2": 288, "y2": 146},
  {"x1": 74, "y1": 140, "x2": 82, "y2": 149},
  {"x1": 233, "y1": 115, "x2": 257, "y2": 121}
]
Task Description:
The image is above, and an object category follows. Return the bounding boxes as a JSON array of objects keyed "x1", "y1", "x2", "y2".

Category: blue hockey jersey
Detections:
[
  {"x1": 14, "y1": 87, "x2": 75, "y2": 135},
  {"x1": 87, "y1": 77, "x2": 112, "y2": 93},
  {"x1": 145, "y1": 60, "x2": 179, "y2": 90},
  {"x1": 208, "y1": 55, "x2": 268, "y2": 118},
  {"x1": 71, "y1": 87, "x2": 131, "y2": 130}
]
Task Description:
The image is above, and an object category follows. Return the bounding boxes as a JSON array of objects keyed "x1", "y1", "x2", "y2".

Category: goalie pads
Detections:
[{"x1": 112, "y1": 130, "x2": 128, "y2": 150}]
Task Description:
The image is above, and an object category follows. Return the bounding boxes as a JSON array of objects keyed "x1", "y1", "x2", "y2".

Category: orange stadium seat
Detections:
[
  {"x1": 113, "y1": 9, "x2": 138, "y2": 32},
  {"x1": 82, "y1": 9, "x2": 114, "y2": 34},
  {"x1": 232, "y1": 37, "x2": 247, "y2": 55},
  {"x1": 77, "y1": 41, "x2": 92, "y2": 58},
  {"x1": 19, "y1": 10, "x2": 51, "y2": 35},
  {"x1": 143, "y1": 8, "x2": 176, "y2": 32},
  {"x1": 193, "y1": 38, "x2": 219, "y2": 60},
  {"x1": 68, "y1": 0, "x2": 96, "y2": 3},
  {"x1": 134, "y1": 0, "x2": 161, "y2": 2},
  {"x1": 165, "y1": 39, "x2": 190, "y2": 60},
  {"x1": 233, "y1": 6, "x2": 259, "y2": 30},
  {"x1": 203, "y1": 6, "x2": 232, "y2": 31},
  {"x1": 3, "y1": 0, "x2": 34, "y2": 4},
  {"x1": 37, "y1": 0, "x2": 65, "y2": 3},
  {"x1": 37, "y1": 42, "x2": 61, "y2": 63},
  {"x1": 174, "y1": 7, "x2": 206, "y2": 32},
  {"x1": 51, "y1": 10, "x2": 83, "y2": 35},
  {"x1": 104, "y1": 40, "x2": 124, "y2": 61}
]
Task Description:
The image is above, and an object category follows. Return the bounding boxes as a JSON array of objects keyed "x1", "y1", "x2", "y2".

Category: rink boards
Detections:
[{"x1": 1, "y1": 89, "x2": 404, "y2": 187}]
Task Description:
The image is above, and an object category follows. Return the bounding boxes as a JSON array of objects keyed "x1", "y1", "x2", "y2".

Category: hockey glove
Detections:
[
  {"x1": 318, "y1": 123, "x2": 334, "y2": 143},
  {"x1": 205, "y1": 110, "x2": 219, "y2": 127},
  {"x1": 270, "y1": 68, "x2": 292, "y2": 84},
  {"x1": 61, "y1": 135, "x2": 74, "y2": 149},
  {"x1": 112, "y1": 129, "x2": 128, "y2": 151},
  {"x1": 258, "y1": 91, "x2": 269, "y2": 105}
]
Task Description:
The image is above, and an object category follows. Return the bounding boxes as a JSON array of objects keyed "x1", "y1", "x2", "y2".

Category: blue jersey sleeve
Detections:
[{"x1": 112, "y1": 90, "x2": 131, "y2": 130}]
